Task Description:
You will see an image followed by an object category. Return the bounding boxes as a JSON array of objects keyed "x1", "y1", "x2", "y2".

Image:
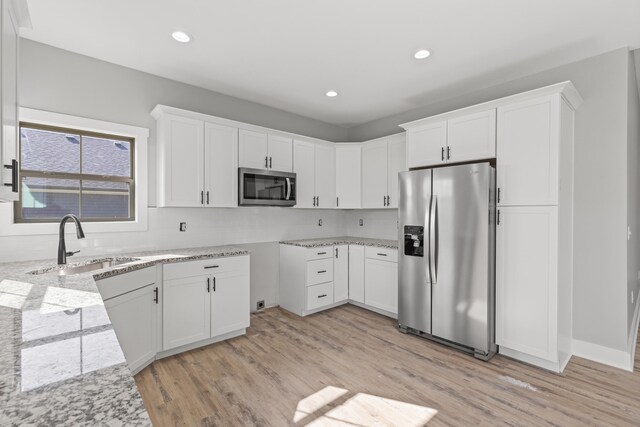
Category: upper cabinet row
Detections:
[{"x1": 152, "y1": 106, "x2": 407, "y2": 209}]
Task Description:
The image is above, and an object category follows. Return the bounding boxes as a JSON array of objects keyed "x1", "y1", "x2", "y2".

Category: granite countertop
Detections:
[
  {"x1": 0, "y1": 245, "x2": 249, "y2": 426},
  {"x1": 279, "y1": 236, "x2": 398, "y2": 249}
]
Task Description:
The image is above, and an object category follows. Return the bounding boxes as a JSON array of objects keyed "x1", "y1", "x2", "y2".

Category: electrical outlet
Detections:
[
  {"x1": 179, "y1": 222, "x2": 187, "y2": 232},
  {"x1": 628, "y1": 226, "x2": 632, "y2": 241},
  {"x1": 257, "y1": 300, "x2": 265, "y2": 310},
  {"x1": 359, "y1": 219, "x2": 364, "y2": 226},
  {"x1": 318, "y1": 219, "x2": 323, "y2": 226}
]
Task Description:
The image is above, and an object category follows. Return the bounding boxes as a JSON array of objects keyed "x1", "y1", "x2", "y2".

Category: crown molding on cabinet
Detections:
[{"x1": 399, "y1": 81, "x2": 583, "y2": 131}]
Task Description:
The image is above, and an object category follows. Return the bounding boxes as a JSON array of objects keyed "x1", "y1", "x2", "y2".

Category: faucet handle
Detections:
[{"x1": 66, "y1": 250, "x2": 80, "y2": 257}]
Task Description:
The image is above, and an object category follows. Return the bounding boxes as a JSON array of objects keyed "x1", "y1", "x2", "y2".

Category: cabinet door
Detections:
[
  {"x1": 158, "y1": 115, "x2": 205, "y2": 207},
  {"x1": 204, "y1": 122, "x2": 238, "y2": 207},
  {"x1": 163, "y1": 275, "x2": 211, "y2": 350},
  {"x1": 447, "y1": 109, "x2": 496, "y2": 163},
  {"x1": 334, "y1": 245, "x2": 349, "y2": 302},
  {"x1": 211, "y1": 271, "x2": 250, "y2": 337},
  {"x1": 348, "y1": 245, "x2": 365, "y2": 303},
  {"x1": 0, "y1": 2, "x2": 18, "y2": 202},
  {"x1": 335, "y1": 145, "x2": 361, "y2": 208},
  {"x1": 239, "y1": 129, "x2": 269, "y2": 169},
  {"x1": 496, "y1": 206, "x2": 558, "y2": 361},
  {"x1": 386, "y1": 134, "x2": 406, "y2": 209},
  {"x1": 406, "y1": 121, "x2": 447, "y2": 169},
  {"x1": 104, "y1": 284, "x2": 157, "y2": 372},
  {"x1": 362, "y1": 140, "x2": 388, "y2": 208},
  {"x1": 364, "y1": 258, "x2": 398, "y2": 314},
  {"x1": 497, "y1": 95, "x2": 559, "y2": 206},
  {"x1": 268, "y1": 134, "x2": 293, "y2": 172},
  {"x1": 314, "y1": 143, "x2": 336, "y2": 208},
  {"x1": 293, "y1": 140, "x2": 315, "y2": 208}
]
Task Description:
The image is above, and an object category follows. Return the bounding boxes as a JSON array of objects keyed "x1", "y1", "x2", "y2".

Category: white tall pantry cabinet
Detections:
[{"x1": 495, "y1": 91, "x2": 579, "y2": 373}]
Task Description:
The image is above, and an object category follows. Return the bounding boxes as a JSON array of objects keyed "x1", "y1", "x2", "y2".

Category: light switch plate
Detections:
[{"x1": 179, "y1": 222, "x2": 187, "y2": 232}]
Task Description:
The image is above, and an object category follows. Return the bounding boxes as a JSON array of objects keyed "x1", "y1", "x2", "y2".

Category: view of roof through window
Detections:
[{"x1": 16, "y1": 124, "x2": 135, "y2": 222}]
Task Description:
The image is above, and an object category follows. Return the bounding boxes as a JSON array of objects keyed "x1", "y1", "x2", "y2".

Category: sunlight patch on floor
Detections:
[{"x1": 294, "y1": 386, "x2": 438, "y2": 426}]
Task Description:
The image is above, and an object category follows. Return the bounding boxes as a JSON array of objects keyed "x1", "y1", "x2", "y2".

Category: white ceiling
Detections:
[{"x1": 22, "y1": 0, "x2": 640, "y2": 128}]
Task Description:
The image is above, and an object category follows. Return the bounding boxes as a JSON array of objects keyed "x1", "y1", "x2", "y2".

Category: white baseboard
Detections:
[{"x1": 572, "y1": 338, "x2": 633, "y2": 372}]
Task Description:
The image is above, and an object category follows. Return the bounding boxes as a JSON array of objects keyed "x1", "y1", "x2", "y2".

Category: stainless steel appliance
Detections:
[
  {"x1": 238, "y1": 167, "x2": 296, "y2": 207},
  {"x1": 398, "y1": 161, "x2": 496, "y2": 360}
]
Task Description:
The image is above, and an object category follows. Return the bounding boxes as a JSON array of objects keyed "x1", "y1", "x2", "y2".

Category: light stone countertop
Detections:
[
  {"x1": 0, "y1": 245, "x2": 249, "y2": 426},
  {"x1": 279, "y1": 236, "x2": 398, "y2": 249}
]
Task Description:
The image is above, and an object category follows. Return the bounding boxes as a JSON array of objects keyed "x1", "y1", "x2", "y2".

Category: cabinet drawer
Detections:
[
  {"x1": 364, "y1": 246, "x2": 397, "y2": 262},
  {"x1": 306, "y1": 282, "x2": 334, "y2": 311},
  {"x1": 163, "y1": 255, "x2": 249, "y2": 281},
  {"x1": 306, "y1": 258, "x2": 334, "y2": 286},
  {"x1": 306, "y1": 246, "x2": 333, "y2": 261}
]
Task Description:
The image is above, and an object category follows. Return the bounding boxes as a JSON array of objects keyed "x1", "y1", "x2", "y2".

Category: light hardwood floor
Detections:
[{"x1": 135, "y1": 305, "x2": 640, "y2": 426}]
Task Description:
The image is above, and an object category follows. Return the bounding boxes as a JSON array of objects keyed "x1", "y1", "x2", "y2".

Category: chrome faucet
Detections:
[{"x1": 58, "y1": 214, "x2": 85, "y2": 265}]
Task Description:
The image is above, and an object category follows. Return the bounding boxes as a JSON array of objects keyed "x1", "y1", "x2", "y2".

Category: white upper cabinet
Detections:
[
  {"x1": 406, "y1": 121, "x2": 447, "y2": 169},
  {"x1": 156, "y1": 114, "x2": 205, "y2": 207},
  {"x1": 204, "y1": 122, "x2": 238, "y2": 207},
  {"x1": 386, "y1": 134, "x2": 407, "y2": 209},
  {"x1": 497, "y1": 95, "x2": 560, "y2": 206},
  {"x1": 239, "y1": 129, "x2": 269, "y2": 169},
  {"x1": 293, "y1": 140, "x2": 315, "y2": 208},
  {"x1": 362, "y1": 134, "x2": 406, "y2": 209},
  {"x1": 314, "y1": 143, "x2": 336, "y2": 208},
  {"x1": 447, "y1": 109, "x2": 496, "y2": 163},
  {"x1": 268, "y1": 135, "x2": 293, "y2": 172},
  {"x1": 362, "y1": 139, "x2": 389, "y2": 208},
  {"x1": 335, "y1": 144, "x2": 362, "y2": 209},
  {"x1": 0, "y1": 0, "x2": 19, "y2": 202}
]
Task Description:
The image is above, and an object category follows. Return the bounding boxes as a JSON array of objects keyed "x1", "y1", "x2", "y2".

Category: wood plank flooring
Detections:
[{"x1": 135, "y1": 305, "x2": 640, "y2": 426}]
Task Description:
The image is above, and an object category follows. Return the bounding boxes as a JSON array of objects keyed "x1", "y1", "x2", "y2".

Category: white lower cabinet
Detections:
[
  {"x1": 163, "y1": 255, "x2": 250, "y2": 352},
  {"x1": 97, "y1": 267, "x2": 158, "y2": 374},
  {"x1": 334, "y1": 245, "x2": 349, "y2": 302},
  {"x1": 364, "y1": 248, "x2": 398, "y2": 315},
  {"x1": 348, "y1": 245, "x2": 365, "y2": 303},
  {"x1": 496, "y1": 206, "x2": 570, "y2": 372},
  {"x1": 279, "y1": 243, "x2": 398, "y2": 318},
  {"x1": 163, "y1": 274, "x2": 212, "y2": 350},
  {"x1": 104, "y1": 284, "x2": 158, "y2": 374}
]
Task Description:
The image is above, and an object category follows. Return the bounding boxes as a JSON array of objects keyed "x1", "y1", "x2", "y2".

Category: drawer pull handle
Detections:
[
  {"x1": 377, "y1": 253, "x2": 387, "y2": 256},
  {"x1": 317, "y1": 252, "x2": 326, "y2": 255},
  {"x1": 318, "y1": 270, "x2": 327, "y2": 274},
  {"x1": 204, "y1": 265, "x2": 219, "y2": 269},
  {"x1": 318, "y1": 294, "x2": 327, "y2": 298}
]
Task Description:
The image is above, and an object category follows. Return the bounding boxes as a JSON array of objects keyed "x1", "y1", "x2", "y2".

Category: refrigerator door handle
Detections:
[{"x1": 429, "y1": 195, "x2": 438, "y2": 284}]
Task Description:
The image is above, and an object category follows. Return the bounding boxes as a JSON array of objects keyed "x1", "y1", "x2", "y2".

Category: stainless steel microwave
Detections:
[{"x1": 238, "y1": 168, "x2": 296, "y2": 207}]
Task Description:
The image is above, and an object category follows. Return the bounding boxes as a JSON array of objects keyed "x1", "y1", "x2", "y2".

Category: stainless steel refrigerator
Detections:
[{"x1": 398, "y1": 161, "x2": 497, "y2": 360}]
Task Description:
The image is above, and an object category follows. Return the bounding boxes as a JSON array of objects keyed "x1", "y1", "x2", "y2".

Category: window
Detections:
[{"x1": 15, "y1": 123, "x2": 135, "y2": 223}]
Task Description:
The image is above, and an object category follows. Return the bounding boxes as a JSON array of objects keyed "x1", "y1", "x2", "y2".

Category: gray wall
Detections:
[
  {"x1": 628, "y1": 50, "x2": 640, "y2": 338},
  {"x1": 19, "y1": 40, "x2": 349, "y2": 207},
  {"x1": 348, "y1": 48, "x2": 635, "y2": 352}
]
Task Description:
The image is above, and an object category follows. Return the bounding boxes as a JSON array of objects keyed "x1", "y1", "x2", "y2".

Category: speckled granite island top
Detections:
[
  {"x1": 280, "y1": 236, "x2": 398, "y2": 249},
  {"x1": 0, "y1": 245, "x2": 249, "y2": 426}
]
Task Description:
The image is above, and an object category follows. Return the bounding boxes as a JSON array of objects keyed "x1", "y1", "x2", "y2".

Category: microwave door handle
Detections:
[{"x1": 285, "y1": 177, "x2": 291, "y2": 200}]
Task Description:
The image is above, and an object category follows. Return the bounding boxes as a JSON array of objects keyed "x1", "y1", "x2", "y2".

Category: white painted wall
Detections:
[{"x1": 348, "y1": 48, "x2": 635, "y2": 354}]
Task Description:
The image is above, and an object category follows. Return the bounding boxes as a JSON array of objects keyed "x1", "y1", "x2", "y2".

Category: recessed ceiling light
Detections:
[
  {"x1": 326, "y1": 90, "x2": 338, "y2": 97},
  {"x1": 172, "y1": 31, "x2": 191, "y2": 43},
  {"x1": 413, "y1": 49, "x2": 431, "y2": 59}
]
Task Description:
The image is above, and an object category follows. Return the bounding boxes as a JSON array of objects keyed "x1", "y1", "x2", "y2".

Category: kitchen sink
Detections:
[{"x1": 29, "y1": 257, "x2": 140, "y2": 276}]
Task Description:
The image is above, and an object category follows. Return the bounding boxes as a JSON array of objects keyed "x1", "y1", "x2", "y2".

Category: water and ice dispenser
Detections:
[{"x1": 403, "y1": 225, "x2": 424, "y2": 257}]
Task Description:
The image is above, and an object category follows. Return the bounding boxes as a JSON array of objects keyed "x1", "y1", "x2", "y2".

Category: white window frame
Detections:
[{"x1": 0, "y1": 108, "x2": 149, "y2": 235}]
